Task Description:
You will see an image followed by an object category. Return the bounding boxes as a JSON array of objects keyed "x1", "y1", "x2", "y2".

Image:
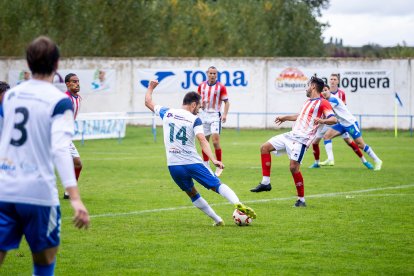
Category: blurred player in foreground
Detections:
[
  {"x1": 309, "y1": 84, "x2": 373, "y2": 169},
  {"x1": 145, "y1": 80, "x2": 255, "y2": 226},
  {"x1": 0, "y1": 36, "x2": 89, "y2": 275},
  {"x1": 63, "y1": 73, "x2": 83, "y2": 199},
  {"x1": 250, "y1": 77, "x2": 336, "y2": 207},
  {"x1": 315, "y1": 85, "x2": 383, "y2": 171},
  {"x1": 197, "y1": 66, "x2": 229, "y2": 176}
]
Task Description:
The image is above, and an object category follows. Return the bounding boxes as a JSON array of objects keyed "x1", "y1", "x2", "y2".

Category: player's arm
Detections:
[
  {"x1": 196, "y1": 133, "x2": 224, "y2": 169},
  {"x1": 51, "y1": 98, "x2": 90, "y2": 229},
  {"x1": 145, "y1": 80, "x2": 159, "y2": 112},
  {"x1": 222, "y1": 99, "x2": 230, "y2": 123},
  {"x1": 275, "y1": 114, "x2": 299, "y2": 125},
  {"x1": 314, "y1": 114, "x2": 337, "y2": 125}
]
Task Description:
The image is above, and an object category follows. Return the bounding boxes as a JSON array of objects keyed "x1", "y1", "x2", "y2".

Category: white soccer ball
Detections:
[{"x1": 232, "y1": 209, "x2": 252, "y2": 226}]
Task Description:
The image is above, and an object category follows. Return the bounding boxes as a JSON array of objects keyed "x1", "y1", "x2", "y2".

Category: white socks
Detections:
[
  {"x1": 217, "y1": 183, "x2": 239, "y2": 204},
  {"x1": 324, "y1": 141, "x2": 334, "y2": 161},
  {"x1": 192, "y1": 197, "x2": 222, "y2": 223},
  {"x1": 261, "y1": 176, "x2": 271, "y2": 185}
]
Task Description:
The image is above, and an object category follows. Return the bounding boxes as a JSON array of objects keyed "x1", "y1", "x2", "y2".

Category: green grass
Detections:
[{"x1": 2, "y1": 127, "x2": 414, "y2": 275}]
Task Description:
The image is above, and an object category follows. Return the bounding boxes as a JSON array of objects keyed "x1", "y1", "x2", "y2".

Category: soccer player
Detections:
[
  {"x1": 0, "y1": 81, "x2": 10, "y2": 102},
  {"x1": 315, "y1": 86, "x2": 383, "y2": 171},
  {"x1": 145, "y1": 79, "x2": 255, "y2": 226},
  {"x1": 63, "y1": 73, "x2": 83, "y2": 199},
  {"x1": 309, "y1": 84, "x2": 373, "y2": 169},
  {"x1": 318, "y1": 73, "x2": 348, "y2": 166},
  {"x1": 197, "y1": 66, "x2": 229, "y2": 177},
  {"x1": 250, "y1": 77, "x2": 337, "y2": 207},
  {"x1": 0, "y1": 36, "x2": 89, "y2": 274}
]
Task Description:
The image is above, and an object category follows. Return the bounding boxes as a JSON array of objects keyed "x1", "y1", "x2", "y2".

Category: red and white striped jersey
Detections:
[
  {"x1": 197, "y1": 81, "x2": 228, "y2": 112},
  {"x1": 331, "y1": 88, "x2": 346, "y2": 104},
  {"x1": 291, "y1": 98, "x2": 334, "y2": 147},
  {"x1": 65, "y1": 91, "x2": 81, "y2": 120}
]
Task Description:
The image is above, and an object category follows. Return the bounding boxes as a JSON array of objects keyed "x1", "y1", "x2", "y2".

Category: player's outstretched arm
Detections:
[
  {"x1": 66, "y1": 186, "x2": 90, "y2": 229},
  {"x1": 196, "y1": 133, "x2": 224, "y2": 169},
  {"x1": 145, "y1": 80, "x2": 159, "y2": 112},
  {"x1": 275, "y1": 114, "x2": 298, "y2": 125},
  {"x1": 222, "y1": 100, "x2": 230, "y2": 123}
]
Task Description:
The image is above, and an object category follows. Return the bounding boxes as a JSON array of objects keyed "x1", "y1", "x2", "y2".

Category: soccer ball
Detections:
[{"x1": 232, "y1": 209, "x2": 252, "y2": 226}]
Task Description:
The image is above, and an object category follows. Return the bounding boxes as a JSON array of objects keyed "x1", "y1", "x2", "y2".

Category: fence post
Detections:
[
  {"x1": 411, "y1": 115, "x2": 413, "y2": 137},
  {"x1": 237, "y1": 113, "x2": 240, "y2": 133}
]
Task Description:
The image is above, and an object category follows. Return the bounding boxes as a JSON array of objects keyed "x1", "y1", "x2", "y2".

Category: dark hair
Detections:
[
  {"x1": 310, "y1": 76, "x2": 324, "y2": 93},
  {"x1": 207, "y1": 66, "x2": 217, "y2": 71},
  {"x1": 26, "y1": 36, "x2": 59, "y2": 75},
  {"x1": 65, "y1": 73, "x2": 77, "y2": 83},
  {"x1": 183, "y1": 91, "x2": 201, "y2": 105},
  {"x1": 324, "y1": 84, "x2": 330, "y2": 89},
  {"x1": 0, "y1": 81, "x2": 10, "y2": 93}
]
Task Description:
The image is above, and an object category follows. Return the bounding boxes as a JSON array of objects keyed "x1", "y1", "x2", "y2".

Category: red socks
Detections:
[
  {"x1": 312, "y1": 144, "x2": 320, "y2": 160},
  {"x1": 348, "y1": 141, "x2": 363, "y2": 158},
  {"x1": 293, "y1": 171, "x2": 304, "y2": 197},
  {"x1": 215, "y1": 149, "x2": 222, "y2": 162},
  {"x1": 202, "y1": 150, "x2": 209, "y2": 162},
  {"x1": 261, "y1": 153, "x2": 271, "y2": 177}
]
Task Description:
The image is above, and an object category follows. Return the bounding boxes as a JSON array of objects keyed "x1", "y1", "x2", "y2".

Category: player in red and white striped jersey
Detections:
[
  {"x1": 250, "y1": 77, "x2": 337, "y2": 207},
  {"x1": 63, "y1": 73, "x2": 83, "y2": 199},
  {"x1": 197, "y1": 66, "x2": 229, "y2": 177}
]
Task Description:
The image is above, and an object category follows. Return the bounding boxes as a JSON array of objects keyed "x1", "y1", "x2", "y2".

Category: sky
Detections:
[{"x1": 318, "y1": 0, "x2": 414, "y2": 47}]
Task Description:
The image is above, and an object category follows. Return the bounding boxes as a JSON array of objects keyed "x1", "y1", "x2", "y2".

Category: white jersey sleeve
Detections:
[
  {"x1": 154, "y1": 105, "x2": 170, "y2": 119},
  {"x1": 51, "y1": 101, "x2": 77, "y2": 188}
]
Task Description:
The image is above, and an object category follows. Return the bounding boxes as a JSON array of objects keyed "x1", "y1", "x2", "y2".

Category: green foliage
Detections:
[
  {"x1": 0, "y1": 0, "x2": 327, "y2": 57},
  {"x1": 1, "y1": 127, "x2": 414, "y2": 275}
]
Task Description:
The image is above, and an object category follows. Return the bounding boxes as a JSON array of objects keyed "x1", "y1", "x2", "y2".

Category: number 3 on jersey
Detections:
[
  {"x1": 169, "y1": 123, "x2": 188, "y2": 145},
  {"x1": 11, "y1": 107, "x2": 29, "y2": 146}
]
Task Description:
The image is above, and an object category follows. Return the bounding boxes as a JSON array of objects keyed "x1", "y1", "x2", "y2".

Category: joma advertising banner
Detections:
[
  {"x1": 135, "y1": 68, "x2": 250, "y2": 93},
  {"x1": 268, "y1": 67, "x2": 393, "y2": 94}
]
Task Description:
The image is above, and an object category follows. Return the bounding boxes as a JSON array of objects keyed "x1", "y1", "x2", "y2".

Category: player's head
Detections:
[
  {"x1": 26, "y1": 36, "x2": 59, "y2": 76},
  {"x1": 206, "y1": 66, "x2": 218, "y2": 84},
  {"x1": 65, "y1": 73, "x2": 80, "y2": 94},
  {"x1": 0, "y1": 81, "x2": 10, "y2": 102},
  {"x1": 183, "y1": 91, "x2": 202, "y2": 115},
  {"x1": 99, "y1": 70, "x2": 105, "y2": 81},
  {"x1": 329, "y1": 73, "x2": 340, "y2": 89},
  {"x1": 321, "y1": 84, "x2": 331, "y2": 99},
  {"x1": 306, "y1": 76, "x2": 324, "y2": 97}
]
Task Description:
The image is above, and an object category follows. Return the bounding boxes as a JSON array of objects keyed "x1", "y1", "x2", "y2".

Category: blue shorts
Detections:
[
  {"x1": 0, "y1": 202, "x2": 61, "y2": 253},
  {"x1": 331, "y1": 121, "x2": 362, "y2": 139},
  {"x1": 168, "y1": 163, "x2": 221, "y2": 192}
]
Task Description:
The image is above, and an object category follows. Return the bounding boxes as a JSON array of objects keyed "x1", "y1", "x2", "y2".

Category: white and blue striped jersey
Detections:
[
  {"x1": 328, "y1": 94, "x2": 356, "y2": 127},
  {"x1": 154, "y1": 105, "x2": 204, "y2": 166},
  {"x1": 0, "y1": 79, "x2": 76, "y2": 206}
]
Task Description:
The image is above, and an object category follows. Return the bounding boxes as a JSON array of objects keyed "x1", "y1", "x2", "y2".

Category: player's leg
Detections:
[
  {"x1": 18, "y1": 204, "x2": 61, "y2": 276},
  {"x1": 285, "y1": 140, "x2": 307, "y2": 207},
  {"x1": 201, "y1": 124, "x2": 212, "y2": 168},
  {"x1": 0, "y1": 202, "x2": 24, "y2": 267},
  {"x1": 354, "y1": 137, "x2": 382, "y2": 171},
  {"x1": 64, "y1": 143, "x2": 81, "y2": 199},
  {"x1": 168, "y1": 165, "x2": 223, "y2": 225},
  {"x1": 211, "y1": 115, "x2": 223, "y2": 176},
  {"x1": 343, "y1": 136, "x2": 373, "y2": 169},
  {"x1": 347, "y1": 122, "x2": 382, "y2": 170},
  {"x1": 320, "y1": 126, "x2": 342, "y2": 166},
  {"x1": 190, "y1": 164, "x2": 256, "y2": 219},
  {"x1": 0, "y1": 251, "x2": 6, "y2": 266},
  {"x1": 250, "y1": 136, "x2": 282, "y2": 192},
  {"x1": 309, "y1": 137, "x2": 321, "y2": 168},
  {"x1": 32, "y1": 247, "x2": 58, "y2": 276}
]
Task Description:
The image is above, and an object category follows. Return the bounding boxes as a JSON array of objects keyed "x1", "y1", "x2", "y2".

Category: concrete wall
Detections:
[{"x1": 1, "y1": 57, "x2": 412, "y2": 129}]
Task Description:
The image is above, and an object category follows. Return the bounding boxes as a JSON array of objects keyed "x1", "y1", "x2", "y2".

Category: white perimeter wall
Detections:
[{"x1": 0, "y1": 57, "x2": 412, "y2": 129}]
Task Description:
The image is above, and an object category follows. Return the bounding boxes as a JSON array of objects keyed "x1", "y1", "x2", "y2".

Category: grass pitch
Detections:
[{"x1": 2, "y1": 127, "x2": 414, "y2": 275}]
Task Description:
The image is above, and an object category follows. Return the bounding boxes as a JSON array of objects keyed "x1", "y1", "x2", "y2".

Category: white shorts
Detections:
[
  {"x1": 199, "y1": 111, "x2": 221, "y2": 137},
  {"x1": 69, "y1": 142, "x2": 80, "y2": 158},
  {"x1": 267, "y1": 133, "x2": 307, "y2": 163}
]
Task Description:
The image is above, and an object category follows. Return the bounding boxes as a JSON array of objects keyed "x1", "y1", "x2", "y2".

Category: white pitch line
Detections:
[{"x1": 66, "y1": 184, "x2": 414, "y2": 220}]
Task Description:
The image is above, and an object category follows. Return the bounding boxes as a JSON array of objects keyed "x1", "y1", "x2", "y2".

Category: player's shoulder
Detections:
[{"x1": 338, "y1": 88, "x2": 346, "y2": 94}]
